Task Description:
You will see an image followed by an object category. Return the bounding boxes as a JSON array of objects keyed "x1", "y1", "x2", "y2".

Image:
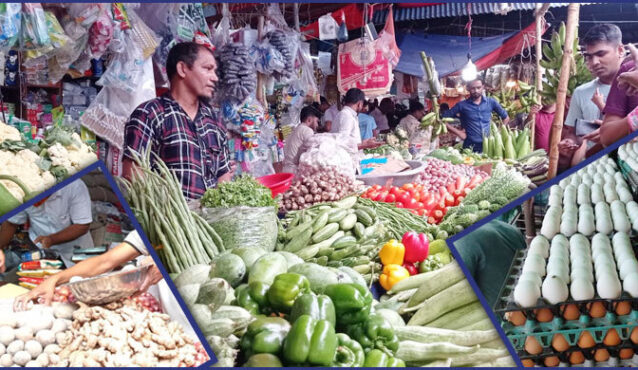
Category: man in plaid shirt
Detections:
[{"x1": 123, "y1": 42, "x2": 233, "y2": 200}]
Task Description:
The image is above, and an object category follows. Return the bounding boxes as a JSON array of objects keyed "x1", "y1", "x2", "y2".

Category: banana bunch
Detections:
[
  {"x1": 539, "y1": 22, "x2": 592, "y2": 104},
  {"x1": 490, "y1": 80, "x2": 539, "y2": 119},
  {"x1": 483, "y1": 122, "x2": 531, "y2": 161},
  {"x1": 420, "y1": 111, "x2": 452, "y2": 136}
]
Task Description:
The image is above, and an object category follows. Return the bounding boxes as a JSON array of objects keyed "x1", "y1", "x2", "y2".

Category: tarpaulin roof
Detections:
[
  {"x1": 393, "y1": 31, "x2": 516, "y2": 77},
  {"x1": 373, "y1": 3, "x2": 573, "y2": 23}
]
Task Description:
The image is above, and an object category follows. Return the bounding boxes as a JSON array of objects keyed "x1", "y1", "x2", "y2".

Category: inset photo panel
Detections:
[
  {"x1": 0, "y1": 165, "x2": 212, "y2": 367},
  {"x1": 451, "y1": 139, "x2": 638, "y2": 368}
]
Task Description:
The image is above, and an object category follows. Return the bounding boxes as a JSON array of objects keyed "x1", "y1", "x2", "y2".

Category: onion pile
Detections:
[
  {"x1": 416, "y1": 158, "x2": 488, "y2": 192},
  {"x1": 280, "y1": 165, "x2": 359, "y2": 212}
]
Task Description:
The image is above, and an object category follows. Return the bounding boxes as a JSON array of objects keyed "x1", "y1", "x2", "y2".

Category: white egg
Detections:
[
  {"x1": 518, "y1": 272, "x2": 542, "y2": 288},
  {"x1": 523, "y1": 254, "x2": 547, "y2": 277},
  {"x1": 572, "y1": 260, "x2": 593, "y2": 274},
  {"x1": 570, "y1": 253, "x2": 591, "y2": 266},
  {"x1": 542, "y1": 275, "x2": 569, "y2": 304},
  {"x1": 514, "y1": 280, "x2": 541, "y2": 307},
  {"x1": 619, "y1": 259, "x2": 638, "y2": 280},
  {"x1": 595, "y1": 263, "x2": 617, "y2": 281},
  {"x1": 550, "y1": 245, "x2": 569, "y2": 261},
  {"x1": 592, "y1": 248, "x2": 614, "y2": 262},
  {"x1": 570, "y1": 278, "x2": 595, "y2": 300},
  {"x1": 571, "y1": 266, "x2": 594, "y2": 283},
  {"x1": 623, "y1": 272, "x2": 638, "y2": 297},
  {"x1": 597, "y1": 272, "x2": 622, "y2": 299},
  {"x1": 529, "y1": 236, "x2": 550, "y2": 259}
]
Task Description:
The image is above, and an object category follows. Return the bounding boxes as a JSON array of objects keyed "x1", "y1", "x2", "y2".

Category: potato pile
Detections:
[{"x1": 280, "y1": 165, "x2": 359, "y2": 212}]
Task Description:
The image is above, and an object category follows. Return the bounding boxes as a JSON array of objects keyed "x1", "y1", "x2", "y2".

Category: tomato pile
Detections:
[{"x1": 360, "y1": 174, "x2": 486, "y2": 224}]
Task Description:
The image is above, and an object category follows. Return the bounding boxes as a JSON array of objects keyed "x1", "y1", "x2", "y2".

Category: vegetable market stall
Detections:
[{"x1": 490, "y1": 143, "x2": 638, "y2": 367}]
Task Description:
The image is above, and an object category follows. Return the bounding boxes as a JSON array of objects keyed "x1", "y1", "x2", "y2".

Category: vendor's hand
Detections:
[
  {"x1": 13, "y1": 276, "x2": 57, "y2": 311},
  {"x1": 361, "y1": 138, "x2": 383, "y2": 149},
  {"x1": 529, "y1": 104, "x2": 541, "y2": 115},
  {"x1": 593, "y1": 119, "x2": 603, "y2": 126},
  {"x1": 583, "y1": 128, "x2": 601, "y2": 143},
  {"x1": 591, "y1": 88, "x2": 606, "y2": 110},
  {"x1": 618, "y1": 44, "x2": 638, "y2": 95},
  {"x1": 33, "y1": 235, "x2": 54, "y2": 249},
  {"x1": 139, "y1": 260, "x2": 163, "y2": 292},
  {"x1": 0, "y1": 250, "x2": 5, "y2": 274},
  {"x1": 558, "y1": 139, "x2": 578, "y2": 156}
]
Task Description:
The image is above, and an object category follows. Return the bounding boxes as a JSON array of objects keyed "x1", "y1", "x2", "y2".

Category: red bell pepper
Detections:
[
  {"x1": 401, "y1": 231, "x2": 430, "y2": 264},
  {"x1": 403, "y1": 262, "x2": 419, "y2": 275}
]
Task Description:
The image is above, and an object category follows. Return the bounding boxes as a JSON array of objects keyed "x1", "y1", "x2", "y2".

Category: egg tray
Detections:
[
  {"x1": 500, "y1": 300, "x2": 638, "y2": 336},
  {"x1": 520, "y1": 348, "x2": 638, "y2": 368},
  {"x1": 517, "y1": 338, "x2": 638, "y2": 366},
  {"x1": 508, "y1": 321, "x2": 635, "y2": 352},
  {"x1": 493, "y1": 246, "x2": 638, "y2": 320}
]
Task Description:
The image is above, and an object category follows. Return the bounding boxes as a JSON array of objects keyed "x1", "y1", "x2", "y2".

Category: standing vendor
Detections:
[
  {"x1": 443, "y1": 79, "x2": 510, "y2": 152},
  {"x1": 0, "y1": 179, "x2": 93, "y2": 271},
  {"x1": 123, "y1": 42, "x2": 233, "y2": 201},
  {"x1": 333, "y1": 88, "x2": 381, "y2": 151},
  {"x1": 283, "y1": 106, "x2": 321, "y2": 173},
  {"x1": 398, "y1": 100, "x2": 435, "y2": 151}
]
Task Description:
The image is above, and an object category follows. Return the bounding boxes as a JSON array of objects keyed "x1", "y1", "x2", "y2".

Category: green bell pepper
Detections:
[
  {"x1": 346, "y1": 313, "x2": 400, "y2": 355},
  {"x1": 282, "y1": 314, "x2": 338, "y2": 366},
  {"x1": 240, "y1": 316, "x2": 291, "y2": 359},
  {"x1": 289, "y1": 293, "x2": 336, "y2": 326},
  {"x1": 243, "y1": 353, "x2": 283, "y2": 367},
  {"x1": 324, "y1": 283, "x2": 373, "y2": 327},
  {"x1": 236, "y1": 282, "x2": 270, "y2": 315},
  {"x1": 266, "y1": 273, "x2": 311, "y2": 313},
  {"x1": 332, "y1": 333, "x2": 365, "y2": 367},
  {"x1": 363, "y1": 349, "x2": 406, "y2": 367}
]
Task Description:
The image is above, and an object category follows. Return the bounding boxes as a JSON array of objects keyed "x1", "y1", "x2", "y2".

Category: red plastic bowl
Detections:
[{"x1": 257, "y1": 173, "x2": 294, "y2": 198}]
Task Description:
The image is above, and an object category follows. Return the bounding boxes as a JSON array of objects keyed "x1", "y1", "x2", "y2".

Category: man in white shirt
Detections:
[
  {"x1": 558, "y1": 24, "x2": 624, "y2": 168},
  {"x1": 370, "y1": 98, "x2": 391, "y2": 133},
  {"x1": 333, "y1": 88, "x2": 381, "y2": 151},
  {"x1": 283, "y1": 106, "x2": 321, "y2": 173},
  {"x1": 0, "y1": 179, "x2": 93, "y2": 270}
]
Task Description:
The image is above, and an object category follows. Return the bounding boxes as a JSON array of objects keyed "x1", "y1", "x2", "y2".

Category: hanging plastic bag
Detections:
[
  {"x1": 337, "y1": 12, "x2": 349, "y2": 42},
  {"x1": 88, "y1": 6, "x2": 113, "y2": 59},
  {"x1": 21, "y1": 3, "x2": 50, "y2": 50},
  {"x1": 299, "y1": 133, "x2": 359, "y2": 179},
  {"x1": 298, "y1": 42, "x2": 318, "y2": 97},
  {"x1": 0, "y1": 3, "x2": 21, "y2": 52},
  {"x1": 212, "y1": 5, "x2": 232, "y2": 48},
  {"x1": 199, "y1": 206, "x2": 278, "y2": 252}
]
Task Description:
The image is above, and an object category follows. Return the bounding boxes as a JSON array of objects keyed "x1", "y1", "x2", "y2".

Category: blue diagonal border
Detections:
[
  {"x1": 445, "y1": 129, "x2": 638, "y2": 368},
  {"x1": 0, "y1": 160, "x2": 217, "y2": 367}
]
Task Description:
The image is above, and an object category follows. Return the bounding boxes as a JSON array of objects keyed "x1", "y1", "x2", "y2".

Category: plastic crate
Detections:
[{"x1": 520, "y1": 346, "x2": 638, "y2": 367}]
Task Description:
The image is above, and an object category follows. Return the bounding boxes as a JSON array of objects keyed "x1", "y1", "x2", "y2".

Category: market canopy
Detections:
[{"x1": 393, "y1": 21, "x2": 542, "y2": 78}]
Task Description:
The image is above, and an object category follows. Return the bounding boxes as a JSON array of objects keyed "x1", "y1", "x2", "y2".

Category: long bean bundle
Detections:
[
  {"x1": 356, "y1": 198, "x2": 437, "y2": 240},
  {"x1": 117, "y1": 150, "x2": 224, "y2": 273}
]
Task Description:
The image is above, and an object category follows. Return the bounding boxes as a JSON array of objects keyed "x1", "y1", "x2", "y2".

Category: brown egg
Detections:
[
  {"x1": 603, "y1": 329, "x2": 621, "y2": 346},
  {"x1": 536, "y1": 308, "x2": 554, "y2": 322},
  {"x1": 620, "y1": 348, "x2": 634, "y2": 359},
  {"x1": 544, "y1": 356, "x2": 560, "y2": 367},
  {"x1": 632, "y1": 327, "x2": 638, "y2": 344},
  {"x1": 521, "y1": 359, "x2": 535, "y2": 367},
  {"x1": 578, "y1": 330, "x2": 596, "y2": 348},
  {"x1": 507, "y1": 310, "x2": 527, "y2": 326},
  {"x1": 525, "y1": 336, "x2": 543, "y2": 355},
  {"x1": 552, "y1": 334, "x2": 570, "y2": 352},
  {"x1": 615, "y1": 301, "x2": 632, "y2": 316},
  {"x1": 570, "y1": 351, "x2": 585, "y2": 364},
  {"x1": 589, "y1": 302, "x2": 607, "y2": 318},
  {"x1": 594, "y1": 349, "x2": 610, "y2": 362},
  {"x1": 563, "y1": 304, "x2": 580, "y2": 321}
]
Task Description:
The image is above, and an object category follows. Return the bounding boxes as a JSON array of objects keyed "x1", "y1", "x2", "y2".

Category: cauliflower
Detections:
[
  {"x1": 0, "y1": 122, "x2": 21, "y2": 143},
  {"x1": 0, "y1": 150, "x2": 55, "y2": 201},
  {"x1": 47, "y1": 142, "x2": 97, "y2": 175}
]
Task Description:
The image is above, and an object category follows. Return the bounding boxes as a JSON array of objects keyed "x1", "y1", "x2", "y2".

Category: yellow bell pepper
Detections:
[
  {"x1": 379, "y1": 239, "x2": 405, "y2": 266},
  {"x1": 379, "y1": 264, "x2": 410, "y2": 291}
]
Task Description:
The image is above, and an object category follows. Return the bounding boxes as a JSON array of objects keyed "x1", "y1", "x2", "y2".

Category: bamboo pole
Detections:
[
  {"x1": 547, "y1": 3, "x2": 580, "y2": 179},
  {"x1": 256, "y1": 16, "x2": 266, "y2": 106},
  {"x1": 529, "y1": 3, "x2": 551, "y2": 150},
  {"x1": 293, "y1": 3, "x2": 300, "y2": 32}
]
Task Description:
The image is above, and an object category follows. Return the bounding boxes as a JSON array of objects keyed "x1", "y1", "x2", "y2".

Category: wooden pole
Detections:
[
  {"x1": 256, "y1": 16, "x2": 266, "y2": 106},
  {"x1": 293, "y1": 3, "x2": 300, "y2": 32},
  {"x1": 547, "y1": 3, "x2": 580, "y2": 179},
  {"x1": 529, "y1": 3, "x2": 551, "y2": 150}
]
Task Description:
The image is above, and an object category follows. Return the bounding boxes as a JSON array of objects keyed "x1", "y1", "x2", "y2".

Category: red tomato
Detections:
[
  {"x1": 367, "y1": 191, "x2": 378, "y2": 200},
  {"x1": 417, "y1": 202, "x2": 424, "y2": 209},
  {"x1": 385, "y1": 193, "x2": 396, "y2": 203},
  {"x1": 417, "y1": 209, "x2": 426, "y2": 216},
  {"x1": 371, "y1": 184, "x2": 382, "y2": 191},
  {"x1": 424, "y1": 198, "x2": 437, "y2": 211},
  {"x1": 409, "y1": 189, "x2": 420, "y2": 202},
  {"x1": 375, "y1": 191, "x2": 388, "y2": 202},
  {"x1": 401, "y1": 183, "x2": 415, "y2": 191},
  {"x1": 406, "y1": 198, "x2": 418, "y2": 209},
  {"x1": 390, "y1": 186, "x2": 402, "y2": 197},
  {"x1": 410, "y1": 209, "x2": 419, "y2": 215},
  {"x1": 398, "y1": 191, "x2": 412, "y2": 205},
  {"x1": 395, "y1": 202, "x2": 405, "y2": 208},
  {"x1": 420, "y1": 191, "x2": 429, "y2": 202}
]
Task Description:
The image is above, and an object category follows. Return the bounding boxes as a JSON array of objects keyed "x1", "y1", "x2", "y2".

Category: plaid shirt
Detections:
[{"x1": 123, "y1": 93, "x2": 231, "y2": 200}]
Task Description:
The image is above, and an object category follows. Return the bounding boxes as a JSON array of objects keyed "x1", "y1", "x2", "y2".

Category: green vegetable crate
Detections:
[{"x1": 494, "y1": 249, "x2": 638, "y2": 333}]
